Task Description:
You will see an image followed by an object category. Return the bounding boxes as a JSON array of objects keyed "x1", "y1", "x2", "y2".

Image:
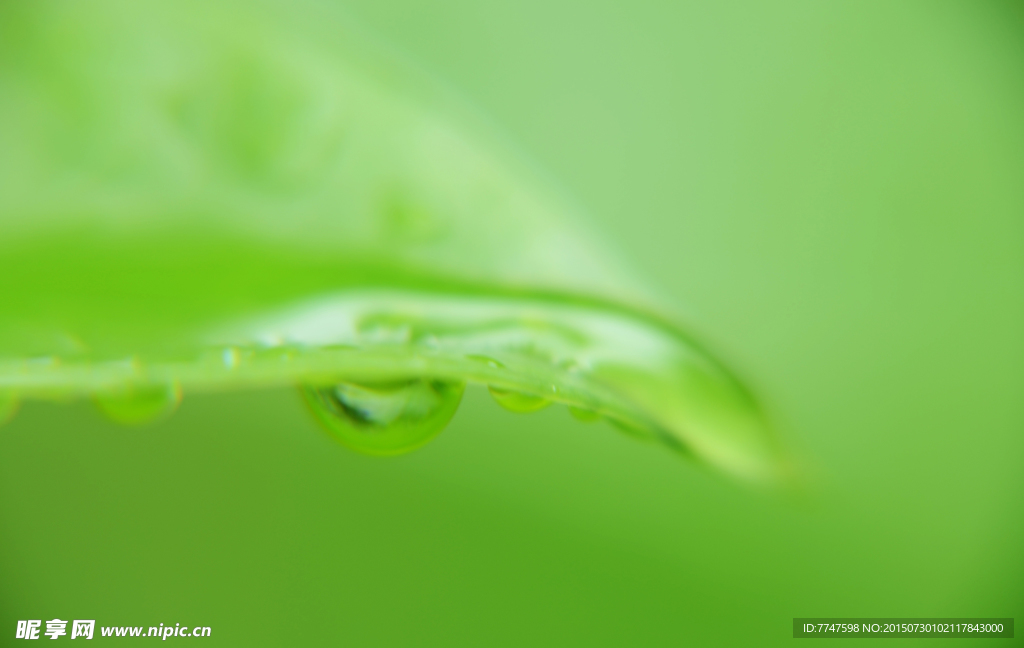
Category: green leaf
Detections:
[{"x1": 0, "y1": 0, "x2": 785, "y2": 484}]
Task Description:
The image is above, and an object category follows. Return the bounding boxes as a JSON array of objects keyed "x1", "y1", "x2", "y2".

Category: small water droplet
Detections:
[
  {"x1": 488, "y1": 386, "x2": 551, "y2": 413},
  {"x1": 568, "y1": 406, "x2": 600, "y2": 422},
  {"x1": 93, "y1": 382, "x2": 182, "y2": 426},
  {"x1": 302, "y1": 378, "x2": 464, "y2": 456},
  {"x1": 0, "y1": 393, "x2": 20, "y2": 427},
  {"x1": 466, "y1": 355, "x2": 504, "y2": 369}
]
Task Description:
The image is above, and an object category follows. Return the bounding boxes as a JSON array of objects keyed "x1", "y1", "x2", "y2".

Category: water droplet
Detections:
[
  {"x1": 93, "y1": 382, "x2": 182, "y2": 426},
  {"x1": 0, "y1": 393, "x2": 20, "y2": 427},
  {"x1": 302, "y1": 378, "x2": 464, "y2": 456},
  {"x1": 466, "y1": 355, "x2": 504, "y2": 369},
  {"x1": 568, "y1": 406, "x2": 600, "y2": 422},
  {"x1": 488, "y1": 386, "x2": 550, "y2": 413}
]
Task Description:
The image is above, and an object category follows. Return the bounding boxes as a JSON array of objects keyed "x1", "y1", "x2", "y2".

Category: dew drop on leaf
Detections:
[
  {"x1": 487, "y1": 386, "x2": 551, "y2": 413},
  {"x1": 302, "y1": 379, "x2": 464, "y2": 456},
  {"x1": 93, "y1": 383, "x2": 182, "y2": 426}
]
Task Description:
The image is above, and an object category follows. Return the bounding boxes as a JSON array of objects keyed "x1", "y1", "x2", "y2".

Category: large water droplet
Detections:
[
  {"x1": 0, "y1": 393, "x2": 19, "y2": 427},
  {"x1": 302, "y1": 378, "x2": 464, "y2": 456},
  {"x1": 93, "y1": 382, "x2": 182, "y2": 426},
  {"x1": 487, "y1": 386, "x2": 551, "y2": 413}
]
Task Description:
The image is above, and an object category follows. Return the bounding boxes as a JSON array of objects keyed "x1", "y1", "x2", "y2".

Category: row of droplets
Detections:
[{"x1": 0, "y1": 378, "x2": 631, "y2": 454}]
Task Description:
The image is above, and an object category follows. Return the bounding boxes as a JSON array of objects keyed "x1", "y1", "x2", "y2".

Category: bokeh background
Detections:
[{"x1": 2, "y1": 0, "x2": 1022, "y2": 645}]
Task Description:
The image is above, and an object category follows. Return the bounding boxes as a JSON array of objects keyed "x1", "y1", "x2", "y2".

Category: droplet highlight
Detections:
[
  {"x1": 93, "y1": 382, "x2": 182, "y2": 426},
  {"x1": 488, "y1": 386, "x2": 551, "y2": 413},
  {"x1": 302, "y1": 378, "x2": 464, "y2": 456}
]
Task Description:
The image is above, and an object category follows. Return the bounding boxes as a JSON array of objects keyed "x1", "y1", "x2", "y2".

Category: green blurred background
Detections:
[{"x1": 2, "y1": 0, "x2": 1022, "y2": 645}]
